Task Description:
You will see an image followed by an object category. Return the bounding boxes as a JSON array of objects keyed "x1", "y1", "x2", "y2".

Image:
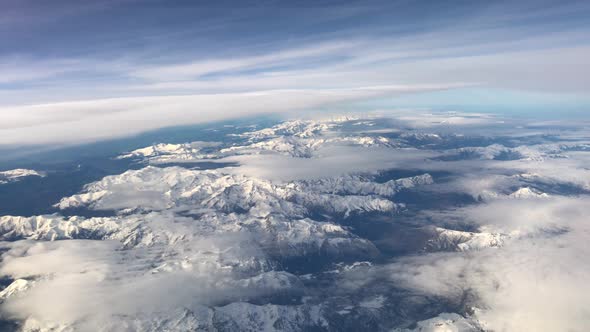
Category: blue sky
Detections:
[{"x1": 1, "y1": 0, "x2": 589, "y2": 145}]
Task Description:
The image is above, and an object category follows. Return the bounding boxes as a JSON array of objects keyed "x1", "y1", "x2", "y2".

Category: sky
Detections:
[{"x1": 1, "y1": 0, "x2": 590, "y2": 147}]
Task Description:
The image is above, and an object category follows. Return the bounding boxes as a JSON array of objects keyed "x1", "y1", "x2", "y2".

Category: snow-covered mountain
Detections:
[
  {"x1": 117, "y1": 142, "x2": 220, "y2": 163},
  {"x1": 425, "y1": 227, "x2": 508, "y2": 252},
  {"x1": 0, "y1": 169, "x2": 44, "y2": 185},
  {"x1": 55, "y1": 166, "x2": 428, "y2": 218},
  {"x1": 1, "y1": 113, "x2": 588, "y2": 331},
  {"x1": 394, "y1": 313, "x2": 482, "y2": 332},
  {"x1": 476, "y1": 186, "x2": 550, "y2": 201}
]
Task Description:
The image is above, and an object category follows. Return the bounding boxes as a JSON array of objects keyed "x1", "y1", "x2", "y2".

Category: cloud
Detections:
[
  {"x1": 131, "y1": 41, "x2": 357, "y2": 81},
  {"x1": 0, "y1": 1, "x2": 588, "y2": 150},
  {"x1": 375, "y1": 110, "x2": 504, "y2": 129},
  {"x1": 0, "y1": 85, "x2": 459, "y2": 147},
  {"x1": 0, "y1": 232, "x2": 285, "y2": 329},
  {"x1": 461, "y1": 195, "x2": 590, "y2": 233},
  {"x1": 221, "y1": 145, "x2": 435, "y2": 181},
  {"x1": 376, "y1": 195, "x2": 590, "y2": 331},
  {"x1": 2, "y1": 1, "x2": 589, "y2": 116},
  {"x1": 491, "y1": 153, "x2": 590, "y2": 192}
]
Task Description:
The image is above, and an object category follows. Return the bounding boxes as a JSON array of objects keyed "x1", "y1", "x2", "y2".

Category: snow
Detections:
[
  {"x1": 0, "y1": 279, "x2": 31, "y2": 300},
  {"x1": 0, "y1": 168, "x2": 44, "y2": 184},
  {"x1": 117, "y1": 142, "x2": 218, "y2": 163},
  {"x1": 56, "y1": 166, "x2": 424, "y2": 218},
  {"x1": 508, "y1": 187, "x2": 550, "y2": 198},
  {"x1": 395, "y1": 313, "x2": 480, "y2": 332},
  {"x1": 427, "y1": 227, "x2": 508, "y2": 252},
  {"x1": 477, "y1": 186, "x2": 550, "y2": 201}
]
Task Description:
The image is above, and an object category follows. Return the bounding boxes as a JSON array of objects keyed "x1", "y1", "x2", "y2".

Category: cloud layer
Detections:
[
  {"x1": 0, "y1": 85, "x2": 458, "y2": 147},
  {"x1": 1, "y1": 1, "x2": 589, "y2": 148},
  {"x1": 382, "y1": 196, "x2": 590, "y2": 331}
]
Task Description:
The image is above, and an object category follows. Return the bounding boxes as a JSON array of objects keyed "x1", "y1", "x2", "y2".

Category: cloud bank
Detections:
[
  {"x1": 383, "y1": 196, "x2": 590, "y2": 331},
  {"x1": 0, "y1": 85, "x2": 458, "y2": 147}
]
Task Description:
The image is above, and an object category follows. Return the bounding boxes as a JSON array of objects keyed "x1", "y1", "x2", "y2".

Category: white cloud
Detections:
[
  {"x1": 0, "y1": 85, "x2": 458, "y2": 147},
  {"x1": 1, "y1": 18, "x2": 589, "y2": 142},
  {"x1": 492, "y1": 152, "x2": 590, "y2": 192},
  {"x1": 0, "y1": 14, "x2": 587, "y2": 151},
  {"x1": 0, "y1": 234, "x2": 282, "y2": 328},
  {"x1": 461, "y1": 195, "x2": 590, "y2": 233},
  {"x1": 131, "y1": 41, "x2": 357, "y2": 81},
  {"x1": 221, "y1": 145, "x2": 435, "y2": 181},
  {"x1": 378, "y1": 195, "x2": 590, "y2": 331}
]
